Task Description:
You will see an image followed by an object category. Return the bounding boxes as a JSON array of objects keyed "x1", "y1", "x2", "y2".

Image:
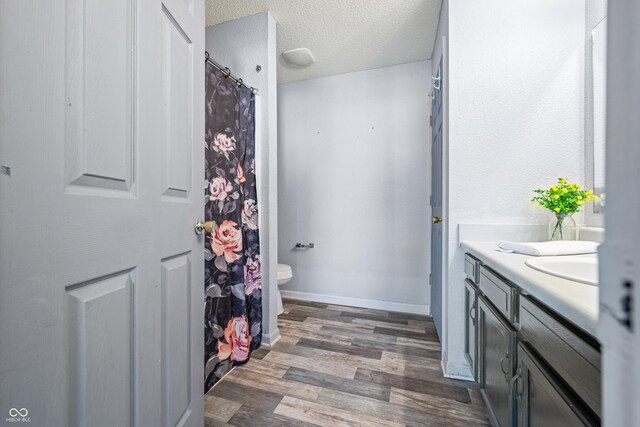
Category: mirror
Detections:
[{"x1": 591, "y1": 15, "x2": 607, "y2": 213}]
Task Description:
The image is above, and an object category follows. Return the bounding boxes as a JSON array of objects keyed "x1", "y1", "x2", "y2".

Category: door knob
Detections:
[
  {"x1": 195, "y1": 220, "x2": 213, "y2": 235},
  {"x1": 432, "y1": 216, "x2": 443, "y2": 224}
]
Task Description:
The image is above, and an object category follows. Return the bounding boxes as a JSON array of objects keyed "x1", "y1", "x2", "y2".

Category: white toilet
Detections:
[{"x1": 276, "y1": 264, "x2": 293, "y2": 315}]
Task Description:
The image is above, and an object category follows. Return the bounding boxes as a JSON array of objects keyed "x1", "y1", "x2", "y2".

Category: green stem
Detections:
[{"x1": 552, "y1": 213, "x2": 567, "y2": 240}]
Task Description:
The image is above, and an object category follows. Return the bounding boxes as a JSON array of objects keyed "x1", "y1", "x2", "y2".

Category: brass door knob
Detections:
[
  {"x1": 432, "y1": 216, "x2": 443, "y2": 224},
  {"x1": 195, "y1": 220, "x2": 213, "y2": 235}
]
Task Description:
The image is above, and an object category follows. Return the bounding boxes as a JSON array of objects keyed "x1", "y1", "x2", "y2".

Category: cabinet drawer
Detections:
[
  {"x1": 479, "y1": 266, "x2": 518, "y2": 323},
  {"x1": 465, "y1": 253, "x2": 479, "y2": 284},
  {"x1": 519, "y1": 296, "x2": 601, "y2": 418}
]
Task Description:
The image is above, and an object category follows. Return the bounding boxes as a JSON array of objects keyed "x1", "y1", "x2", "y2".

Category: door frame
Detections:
[{"x1": 598, "y1": 1, "x2": 640, "y2": 425}]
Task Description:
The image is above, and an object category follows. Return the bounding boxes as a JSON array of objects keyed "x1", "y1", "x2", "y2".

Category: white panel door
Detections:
[
  {"x1": 0, "y1": 0, "x2": 204, "y2": 425},
  {"x1": 430, "y1": 58, "x2": 444, "y2": 339}
]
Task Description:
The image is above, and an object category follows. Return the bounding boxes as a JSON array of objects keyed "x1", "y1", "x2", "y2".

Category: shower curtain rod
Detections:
[{"x1": 205, "y1": 51, "x2": 259, "y2": 96}]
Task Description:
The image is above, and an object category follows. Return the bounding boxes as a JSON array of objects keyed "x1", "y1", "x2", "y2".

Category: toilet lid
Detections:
[{"x1": 277, "y1": 264, "x2": 292, "y2": 274}]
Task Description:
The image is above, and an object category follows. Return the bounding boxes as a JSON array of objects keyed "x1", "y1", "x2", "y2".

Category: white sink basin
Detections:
[{"x1": 525, "y1": 255, "x2": 598, "y2": 285}]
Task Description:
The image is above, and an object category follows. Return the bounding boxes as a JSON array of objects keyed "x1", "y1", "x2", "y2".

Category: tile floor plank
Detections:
[
  {"x1": 207, "y1": 380, "x2": 284, "y2": 412},
  {"x1": 278, "y1": 325, "x2": 354, "y2": 345},
  {"x1": 325, "y1": 304, "x2": 392, "y2": 316},
  {"x1": 296, "y1": 337, "x2": 383, "y2": 360},
  {"x1": 397, "y1": 336, "x2": 442, "y2": 350},
  {"x1": 226, "y1": 366, "x2": 323, "y2": 401},
  {"x1": 249, "y1": 347, "x2": 270, "y2": 360},
  {"x1": 232, "y1": 357, "x2": 289, "y2": 379},
  {"x1": 278, "y1": 311, "x2": 309, "y2": 322},
  {"x1": 389, "y1": 388, "x2": 490, "y2": 425},
  {"x1": 351, "y1": 337, "x2": 441, "y2": 359},
  {"x1": 315, "y1": 389, "x2": 473, "y2": 427},
  {"x1": 203, "y1": 394, "x2": 242, "y2": 423},
  {"x1": 227, "y1": 405, "x2": 319, "y2": 427},
  {"x1": 204, "y1": 417, "x2": 232, "y2": 427},
  {"x1": 387, "y1": 311, "x2": 432, "y2": 321},
  {"x1": 282, "y1": 299, "x2": 328, "y2": 309},
  {"x1": 354, "y1": 368, "x2": 472, "y2": 403},
  {"x1": 374, "y1": 325, "x2": 440, "y2": 341},
  {"x1": 351, "y1": 317, "x2": 433, "y2": 332},
  {"x1": 262, "y1": 349, "x2": 359, "y2": 379},
  {"x1": 274, "y1": 395, "x2": 401, "y2": 427},
  {"x1": 338, "y1": 311, "x2": 409, "y2": 325},
  {"x1": 283, "y1": 366, "x2": 391, "y2": 401}
]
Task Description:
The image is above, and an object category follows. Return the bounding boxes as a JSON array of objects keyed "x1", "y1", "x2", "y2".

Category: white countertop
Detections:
[{"x1": 460, "y1": 241, "x2": 599, "y2": 337}]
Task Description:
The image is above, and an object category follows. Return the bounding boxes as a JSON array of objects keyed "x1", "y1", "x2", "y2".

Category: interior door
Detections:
[
  {"x1": 430, "y1": 58, "x2": 444, "y2": 338},
  {"x1": 0, "y1": 0, "x2": 204, "y2": 426}
]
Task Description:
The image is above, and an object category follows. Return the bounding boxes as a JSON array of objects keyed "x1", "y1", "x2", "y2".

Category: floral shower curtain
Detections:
[{"x1": 204, "y1": 62, "x2": 261, "y2": 392}]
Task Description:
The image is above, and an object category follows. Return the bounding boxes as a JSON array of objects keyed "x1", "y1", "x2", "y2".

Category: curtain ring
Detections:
[
  {"x1": 236, "y1": 78, "x2": 243, "y2": 88},
  {"x1": 223, "y1": 67, "x2": 231, "y2": 78}
]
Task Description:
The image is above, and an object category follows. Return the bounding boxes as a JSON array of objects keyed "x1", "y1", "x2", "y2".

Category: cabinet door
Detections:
[
  {"x1": 515, "y1": 343, "x2": 598, "y2": 427},
  {"x1": 479, "y1": 296, "x2": 517, "y2": 427},
  {"x1": 465, "y1": 279, "x2": 478, "y2": 380}
]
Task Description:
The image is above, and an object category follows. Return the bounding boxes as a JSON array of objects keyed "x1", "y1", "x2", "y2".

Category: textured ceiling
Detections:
[{"x1": 205, "y1": 0, "x2": 441, "y2": 84}]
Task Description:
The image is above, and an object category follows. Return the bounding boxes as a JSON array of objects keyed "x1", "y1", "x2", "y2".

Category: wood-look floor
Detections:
[{"x1": 205, "y1": 299, "x2": 489, "y2": 427}]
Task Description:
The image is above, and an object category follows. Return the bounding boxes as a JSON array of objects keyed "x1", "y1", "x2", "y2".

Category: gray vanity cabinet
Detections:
[
  {"x1": 464, "y1": 279, "x2": 479, "y2": 380},
  {"x1": 464, "y1": 252, "x2": 602, "y2": 427},
  {"x1": 478, "y1": 295, "x2": 517, "y2": 427},
  {"x1": 515, "y1": 343, "x2": 598, "y2": 427}
]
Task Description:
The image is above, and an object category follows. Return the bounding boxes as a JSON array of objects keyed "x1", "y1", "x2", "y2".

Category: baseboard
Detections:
[
  {"x1": 441, "y1": 359, "x2": 474, "y2": 381},
  {"x1": 261, "y1": 327, "x2": 281, "y2": 348},
  {"x1": 280, "y1": 290, "x2": 430, "y2": 315}
]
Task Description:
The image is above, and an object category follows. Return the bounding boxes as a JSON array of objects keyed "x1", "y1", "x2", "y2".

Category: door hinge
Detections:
[
  {"x1": 429, "y1": 195, "x2": 433, "y2": 206},
  {"x1": 429, "y1": 274, "x2": 433, "y2": 285},
  {"x1": 430, "y1": 115, "x2": 433, "y2": 126}
]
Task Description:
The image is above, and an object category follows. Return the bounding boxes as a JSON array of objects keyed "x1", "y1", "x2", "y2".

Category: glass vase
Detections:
[{"x1": 548, "y1": 213, "x2": 577, "y2": 241}]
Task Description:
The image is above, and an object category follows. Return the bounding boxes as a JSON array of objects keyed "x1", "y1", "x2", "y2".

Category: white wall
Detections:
[
  {"x1": 205, "y1": 12, "x2": 280, "y2": 345},
  {"x1": 441, "y1": 0, "x2": 586, "y2": 378},
  {"x1": 278, "y1": 61, "x2": 432, "y2": 314}
]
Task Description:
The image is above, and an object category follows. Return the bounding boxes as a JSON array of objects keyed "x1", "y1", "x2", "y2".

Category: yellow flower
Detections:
[
  {"x1": 586, "y1": 190, "x2": 593, "y2": 195},
  {"x1": 551, "y1": 186, "x2": 558, "y2": 192},
  {"x1": 577, "y1": 196, "x2": 583, "y2": 200},
  {"x1": 578, "y1": 200, "x2": 583, "y2": 205},
  {"x1": 536, "y1": 205, "x2": 541, "y2": 209},
  {"x1": 560, "y1": 178, "x2": 567, "y2": 183},
  {"x1": 562, "y1": 188, "x2": 568, "y2": 194},
  {"x1": 575, "y1": 184, "x2": 580, "y2": 188},
  {"x1": 554, "y1": 207, "x2": 561, "y2": 212},
  {"x1": 554, "y1": 195, "x2": 560, "y2": 200}
]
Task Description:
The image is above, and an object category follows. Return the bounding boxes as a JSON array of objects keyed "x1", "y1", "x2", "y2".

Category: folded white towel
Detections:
[{"x1": 497, "y1": 240, "x2": 599, "y2": 256}]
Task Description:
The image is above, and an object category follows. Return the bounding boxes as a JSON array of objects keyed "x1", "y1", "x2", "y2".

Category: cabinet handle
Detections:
[
  {"x1": 499, "y1": 352, "x2": 510, "y2": 382},
  {"x1": 510, "y1": 367, "x2": 523, "y2": 399},
  {"x1": 469, "y1": 302, "x2": 477, "y2": 324}
]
